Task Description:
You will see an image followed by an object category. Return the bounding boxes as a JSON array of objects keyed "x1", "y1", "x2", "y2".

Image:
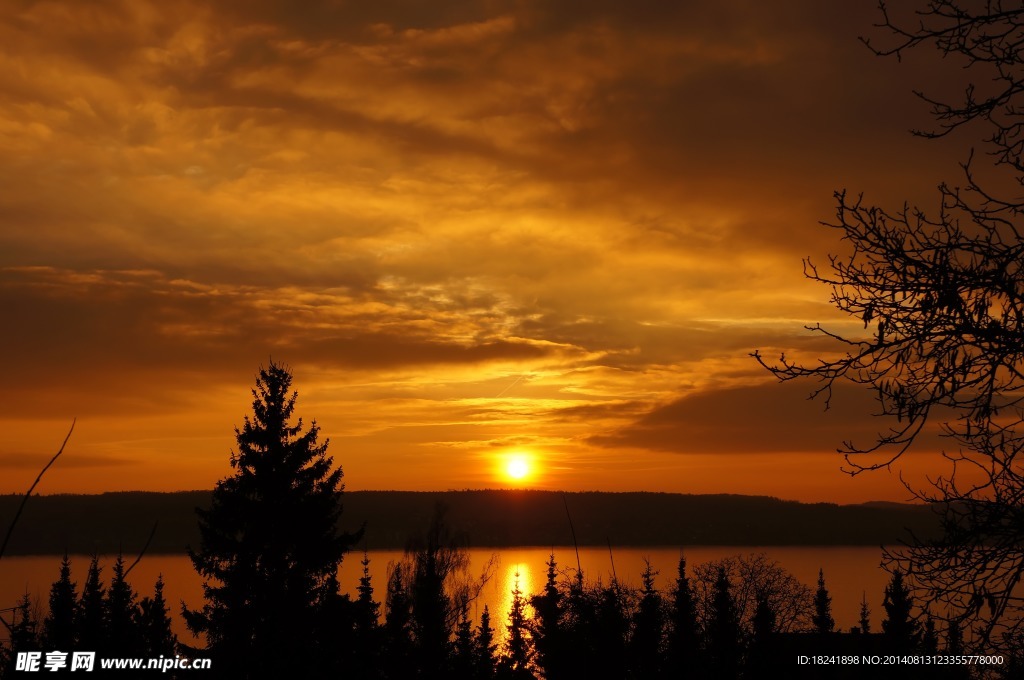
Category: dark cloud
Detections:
[
  {"x1": 0, "y1": 267, "x2": 554, "y2": 402},
  {"x1": 0, "y1": 452, "x2": 134, "y2": 470},
  {"x1": 591, "y1": 380, "x2": 900, "y2": 455}
]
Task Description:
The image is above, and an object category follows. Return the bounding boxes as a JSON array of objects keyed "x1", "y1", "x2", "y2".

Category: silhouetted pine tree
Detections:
[
  {"x1": 858, "y1": 592, "x2": 871, "y2": 634},
  {"x1": 43, "y1": 554, "x2": 78, "y2": 652},
  {"x1": 943, "y1": 619, "x2": 971, "y2": 680},
  {"x1": 403, "y1": 504, "x2": 472, "y2": 677},
  {"x1": 707, "y1": 565, "x2": 740, "y2": 680},
  {"x1": 383, "y1": 561, "x2": 416, "y2": 679},
  {"x1": 665, "y1": 556, "x2": 701, "y2": 677},
  {"x1": 476, "y1": 605, "x2": 498, "y2": 679},
  {"x1": 747, "y1": 591, "x2": 778, "y2": 677},
  {"x1": 13, "y1": 594, "x2": 39, "y2": 648},
  {"x1": 453, "y1": 603, "x2": 477, "y2": 679},
  {"x1": 136, "y1": 575, "x2": 176, "y2": 658},
  {"x1": 628, "y1": 560, "x2": 663, "y2": 678},
  {"x1": 921, "y1": 614, "x2": 938, "y2": 654},
  {"x1": 498, "y1": 573, "x2": 534, "y2": 679},
  {"x1": 76, "y1": 557, "x2": 106, "y2": 653},
  {"x1": 812, "y1": 568, "x2": 835, "y2": 634},
  {"x1": 882, "y1": 570, "x2": 919, "y2": 653},
  {"x1": 2, "y1": 593, "x2": 40, "y2": 674},
  {"x1": 563, "y1": 571, "x2": 598, "y2": 676},
  {"x1": 316, "y1": 571, "x2": 356, "y2": 678},
  {"x1": 105, "y1": 554, "x2": 141, "y2": 655},
  {"x1": 356, "y1": 552, "x2": 381, "y2": 634},
  {"x1": 946, "y1": 617, "x2": 963, "y2": 655},
  {"x1": 593, "y1": 578, "x2": 629, "y2": 680},
  {"x1": 183, "y1": 362, "x2": 360, "y2": 678},
  {"x1": 528, "y1": 553, "x2": 567, "y2": 680},
  {"x1": 352, "y1": 552, "x2": 383, "y2": 679}
]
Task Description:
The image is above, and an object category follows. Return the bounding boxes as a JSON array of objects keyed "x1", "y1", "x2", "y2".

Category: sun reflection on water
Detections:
[{"x1": 493, "y1": 560, "x2": 533, "y2": 642}]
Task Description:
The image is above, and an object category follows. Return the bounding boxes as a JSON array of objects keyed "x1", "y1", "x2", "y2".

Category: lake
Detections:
[{"x1": 0, "y1": 545, "x2": 890, "y2": 644}]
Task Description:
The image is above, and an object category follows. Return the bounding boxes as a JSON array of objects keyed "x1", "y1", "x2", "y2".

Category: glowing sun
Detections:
[{"x1": 504, "y1": 454, "x2": 532, "y2": 482}]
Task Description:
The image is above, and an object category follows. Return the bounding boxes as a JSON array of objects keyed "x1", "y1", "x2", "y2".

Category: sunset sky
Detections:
[{"x1": 0, "y1": 1, "x2": 978, "y2": 502}]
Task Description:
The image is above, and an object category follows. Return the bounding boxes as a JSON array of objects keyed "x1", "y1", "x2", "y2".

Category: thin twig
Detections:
[
  {"x1": 0, "y1": 420, "x2": 75, "y2": 637},
  {"x1": 561, "y1": 493, "x2": 582, "y2": 579},
  {"x1": 124, "y1": 521, "x2": 159, "y2": 577},
  {"x1": 0, "y1": 419, "x2": 75, "y2": 562}
]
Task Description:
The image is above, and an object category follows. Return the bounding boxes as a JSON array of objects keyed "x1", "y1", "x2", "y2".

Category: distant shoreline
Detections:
[{"x1": 0, "y1": 489, "x2": 938, "y2": 556}]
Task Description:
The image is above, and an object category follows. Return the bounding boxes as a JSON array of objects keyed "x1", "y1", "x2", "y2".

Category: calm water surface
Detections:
[{"x1": 0, "y1": 546, "x2": 889, "y2": 645}]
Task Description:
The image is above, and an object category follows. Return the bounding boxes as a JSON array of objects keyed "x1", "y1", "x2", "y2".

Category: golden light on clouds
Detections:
[{"x1": 0, "y1": 1, "x2": 959, "y2": 502}]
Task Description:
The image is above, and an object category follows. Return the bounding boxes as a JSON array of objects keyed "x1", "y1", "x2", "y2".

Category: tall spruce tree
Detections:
[
  {"x1": 528, "y1": 553, "x2": 567, "y2": 680},
  {"x1": 747, "y1": 592, "x2": 778, "y2": 677},
  {"x1": 0, "y1": 594, "x2": 40, "y2": 676},
  {"x1": 666, "y1": 556, "x2": 700, "y2": 677},
  {"x1": 8, "y1": 594, "x2": 39, "y2": 655},
  {"x1": 43, "y1": 554, "x2": 78, "y2": 652},
  {"x1": 475, "y1": 606, "x2": 498, "y2": 679},
  {"x1": 707, "y1": 565, "x2": 740, "y2": 680},
  {"x1": 351, "y1": 553, "x2": 382, "y2": 679},
  {"x1": 812, "y1": 568, "x2": 835, "y2": 634},
  {"x1": 106, "y1": 554, "x2": 140, "y2": 655},
  {"x1": 383, "y1": 561, "x2": 416, "y2": 680},
  {"x1": 183, "y1": 362, "x2": 360, "y2": 679},
  {"x1": 628, "y1": 560, "x2": 663, "y2": 679},
  {"x1": 136, "y1": 575, "x2": 176, "y2": 658},
  {"x1": 882, "y1": 570, "x2": 919, "y2": 653},
  {"x1": 453, "y1": 603, "x2": 477, "y2": 679},
  {"x1": 593, "y1": 579, "x2": 628, "y2": 680},
  {"x1": 76, "y1": 557, "x2": 106, "y2": 653},
  {"x1": 498, "y1": 573, "x2": 534, "y2": 679}
]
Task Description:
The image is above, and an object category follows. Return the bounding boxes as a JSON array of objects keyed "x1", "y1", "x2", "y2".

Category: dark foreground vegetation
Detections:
[{"x1": 0, "y1": 519, "x2": 1004, "y2": 680}]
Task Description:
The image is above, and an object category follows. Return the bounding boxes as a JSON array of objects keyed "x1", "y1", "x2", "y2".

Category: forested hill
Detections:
[{"x1": 0, "y1": 490, "x2": 938, "y2": 555}]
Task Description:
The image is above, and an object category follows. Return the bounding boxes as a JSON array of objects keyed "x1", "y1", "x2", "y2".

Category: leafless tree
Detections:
[
  {"x1": 691, "y1": 553, "x2": 813, "y2": 636},
  {"x1": 754, "y1": 1, "x2": 1024, "y2": 648}
]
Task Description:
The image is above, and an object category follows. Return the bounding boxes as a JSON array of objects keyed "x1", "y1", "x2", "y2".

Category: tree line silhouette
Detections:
[
  {"x1": 0, "y1": 364, "x2": 1014, "y2": 678},
  {"x1": 0, "y1": 538, "x2": 992, "y2": 679}
]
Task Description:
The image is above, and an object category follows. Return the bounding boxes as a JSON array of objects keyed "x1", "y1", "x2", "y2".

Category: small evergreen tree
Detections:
[
  {"x1": 946, "y1": 616, "x2": 963, "y2": 655},
  {"x1": 183, "y1": 362, "x2": 360, "y2": 677},
  {"x1": 812, "y1": 568, "x2": 835, "y2": 634},
  {"x1": 105, "y1": 554, "x2": 140, "y2": 655},
  {"x1": 528, "y1": 553, "x2": 567, "y2": 680},
  {"x1": 355, "y1": 552, "x2": 381, "y2": 633},
  {"x1": 666, "y1": 555, "x2": 700, "y2": 677},
  {"x1": 858, "y1": 592, "x2": 871, "y2": 634},
  {"x1": 11, "y1": 593, "x2": 40, "y2": 650},
  {"x1": 76, "y1": 557, "x2": 106, "y2": 653},
  {"x1": 351, "y1": 552, "x2": 382, "y2": 678},
  {"x1": 747, "y1": 591, "x2": 778, "y2": 677},
  {"x1": 882, "y1": 570, "x2": 919, "y2": 653},
  {"x1": 383, "y1": 561, "x2": 416, "y2": 679},
  {"x1": 707, "y1": 565, "x2": 740, "y2": 680},
  {"x1": 922, "y1": 613, "x2": 939, "y2": 654},
  {"x1": 628, "y1": 560, "x2": 663, "y2": 678},
  {"x1": 136, "y1": 575, "x2": 176, "y2": 658},
  {"x1": 498, "y1": 573, "x2": 534, "y2": 679},
  {"x1": 453, "y1": 603, "x2": 477, "y2": 679},
  {"x1": 2, "y1": 593, "x2": 40, "y2": 674},
  {"x1": 593, "y1": 578, "x2": 629, "y2": 680},
  {"x1": 43, "y1": 554, "x2": 78, "y2": 651},
  {"x1": 476, "y1": 605, "x2": 498, "y2": 679},
  {"x1": 943, "y1": 618, "x2": 972, "y2": 680},
  {"x1": 563, "y1": 570, "x2": 598, "y2": 676}
]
